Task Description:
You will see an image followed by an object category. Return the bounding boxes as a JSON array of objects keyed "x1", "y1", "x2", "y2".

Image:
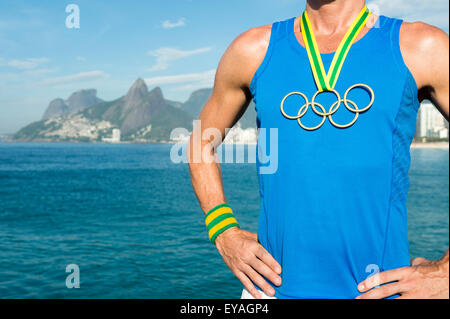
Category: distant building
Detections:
[
  {"x1": 112, "y1": 129, "x2": 121, "y2": 142},
  {"x1": 415, "y1": 101, "x2": 449, "y2": 140},
  {"x1": 103, "y1": 129, "x2": 121, "y2": 143}
]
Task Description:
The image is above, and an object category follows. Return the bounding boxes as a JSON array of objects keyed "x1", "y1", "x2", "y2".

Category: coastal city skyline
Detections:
[{"x1": 415, "y1": 101, "x2": 449, "y2": 141}]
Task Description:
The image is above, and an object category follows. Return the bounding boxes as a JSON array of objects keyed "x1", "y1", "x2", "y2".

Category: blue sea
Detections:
[{"x1": 0, "y1": 143, "x2": 448, "y2": 299}]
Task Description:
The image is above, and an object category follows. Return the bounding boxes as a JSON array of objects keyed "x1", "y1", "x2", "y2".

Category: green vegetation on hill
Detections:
[
  {"x1": 14, "y1": 120, "x2": 61, "y2": 141},
  {"x1": 14, "y1": 120, "x2": 48, "y2": 141},
  {"x1": 83, "y1": 98, "x2": 124, "y2": 124},
  {"x1": 143, "y1": 103, "x2": 193, "y2": 140}
]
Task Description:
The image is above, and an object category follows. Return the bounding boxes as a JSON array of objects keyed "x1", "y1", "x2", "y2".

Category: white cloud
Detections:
[
  {"x1": 26, "y1": 68, "x2": 57, "y2": 76},
  {"x1": 75, "y1": 56, "x2": 86, "y2": 62},
  {"x1": 368, "y1": 0, "x2": 449, "y2": 30},
  {"x1": 6, "y1": 57, "x2": 50, "y2": 70},
  {"x1": 145, "y1": 69, "x2": 216, "y2": 101},
  {"x1": 162, "y1": 18, "x2": 186, "y2": 29},
  {"x1": 0, "y1": 68, "x2": 57, "y2": 88},
  {"x1": 36, "y1": 71, "x2": 109, "y2": 87},
  {"x1": 147, "y1": 47, "x2": 211, "y2": 72},
  {"x1": 145, "y1": 69, "x2": 216, "y2": 87}
]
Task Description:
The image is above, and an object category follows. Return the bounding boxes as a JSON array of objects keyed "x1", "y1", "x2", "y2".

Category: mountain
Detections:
[
  {"x1": 42, "y1": 89, "x2": 103, "y2": 120},
  {"x1": 82, "y1": 79, "x2": 193, "y2": 140},
  {"x1": 41, "y1": 99, "x2": 68, "y2": 120},
  {"x1": 13, "y1": 78, "x2": 258, "y2": 143},
  {"x1": 14, "y1": 79, "x2": 193, "y2": 142},
  {"x1": 182, "y1": 88, "x2": 213, "y2": 118},
  {"x1": 165, "y1": 99, "x2": 183, "y2": 109},
  {"x1": 181, "y1": 88, "x2": 258, "y2": 129}
]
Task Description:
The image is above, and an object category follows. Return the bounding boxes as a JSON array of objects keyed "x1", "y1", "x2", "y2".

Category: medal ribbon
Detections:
[{"x1": 301, "y1": 6, "x2": 372, "y2": 92}]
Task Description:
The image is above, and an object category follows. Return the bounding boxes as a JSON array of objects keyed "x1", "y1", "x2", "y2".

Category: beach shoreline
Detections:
[
  {"x1": 1, "y1": 141, "x2": 449, "y2": 149},
  {"x1": 411, "y1": 142, "x2": 449, "y2": 149}
]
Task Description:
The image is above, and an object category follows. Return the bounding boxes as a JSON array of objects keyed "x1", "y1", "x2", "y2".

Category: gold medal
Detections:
[{"x1": 281, "y1": 6, "x2": 375, "y2": 131}]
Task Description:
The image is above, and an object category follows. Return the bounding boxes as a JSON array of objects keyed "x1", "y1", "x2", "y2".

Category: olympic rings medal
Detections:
[
  {"x1": 310, "y1": 89, "x2": 341, "y2": 117},
  {"x1": 297, "y1": 103, "x2": 327, "y2": 131},
  {"x1": 280, "y1": 92, "x2": 309, "y2": 120},
  {"x1": 343, "y1": 83, "x2": 374, "y2": 113},
  {"x1": 280, "y1": 83, "x2": 375, "y2": 131},
  {"x1": 329, "y1": 99, "x2": 359, "y2": 129}
]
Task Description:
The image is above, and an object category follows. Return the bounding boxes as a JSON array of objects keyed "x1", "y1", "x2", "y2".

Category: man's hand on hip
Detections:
[
  {"x1": 215, "y1": 227, "x2": 282, "y2": 299},
  {"x1": 356, "y1": 256, "x2": 449, "y2": 299}
]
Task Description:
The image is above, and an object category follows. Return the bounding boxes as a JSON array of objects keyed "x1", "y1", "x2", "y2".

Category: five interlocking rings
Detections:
[{"x1": 280, "y1": 84, "x2": 375, "y2": 131}]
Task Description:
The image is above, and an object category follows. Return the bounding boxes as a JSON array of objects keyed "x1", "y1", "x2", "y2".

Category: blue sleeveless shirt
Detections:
[{"x1": 250, "y1": 16, "x2": 419, "y2": 299}]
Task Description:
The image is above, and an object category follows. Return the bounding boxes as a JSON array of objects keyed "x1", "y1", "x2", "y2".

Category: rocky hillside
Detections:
[
  {"x1": 14, "y1": 79, "x2": 193, "y2": 142},
  {"x1": 13, "y1": 78, "x2": 258, "y2": 143},
  {"x1": 81, "y1": 79, "x2": 193, "y2": 141},
  {"x1": 42, "y1": 89, "x2": 103, "y2": 120}
]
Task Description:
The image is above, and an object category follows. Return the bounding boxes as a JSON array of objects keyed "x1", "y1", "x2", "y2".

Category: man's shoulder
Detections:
[
  {"x1": 216, "y1": 24, "x2": 274, "y2": 87},
  {"x1": 399, "y1": 21, "x2": 449, "y2": 89},
  {"x1": 228, "y1": 24, "x2": 273, "y2": 60},
  {"x1": 400, "y1": 21, "x2": 448, "y2": 57}
]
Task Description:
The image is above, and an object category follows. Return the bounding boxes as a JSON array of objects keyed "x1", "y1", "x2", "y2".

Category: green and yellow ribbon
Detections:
[{"x1": 301, "y1": 6, "x2": 372, "y2": 92}]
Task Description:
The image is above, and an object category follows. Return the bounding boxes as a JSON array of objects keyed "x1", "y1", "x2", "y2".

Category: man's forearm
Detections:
[
  {"x1": 188, "y1": 139, "x2": 227, "y2": 214},
  {"x1": 188, "y1": 137, "x2": 284, "y2": 299}
]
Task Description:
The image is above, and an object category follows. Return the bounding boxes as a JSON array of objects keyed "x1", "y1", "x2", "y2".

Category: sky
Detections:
[{"x1": 0, "y1": 0, "x2": 448, "y2": 134}]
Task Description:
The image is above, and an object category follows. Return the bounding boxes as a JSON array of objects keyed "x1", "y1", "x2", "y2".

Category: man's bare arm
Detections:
[
  {"x1": 188, "y1": 25, "x2": 282, "y2": 299},
  {"x1": 401, "y1": 22, "x2": 449, "y2": 119},
  {"x1": 358, "y1": 22, "x2": 449, "y2": 299}
]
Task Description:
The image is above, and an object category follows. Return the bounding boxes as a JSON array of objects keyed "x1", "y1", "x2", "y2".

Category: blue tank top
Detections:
[{"x1": 250, "y1": 16, "x2": 419, "y2": 299}]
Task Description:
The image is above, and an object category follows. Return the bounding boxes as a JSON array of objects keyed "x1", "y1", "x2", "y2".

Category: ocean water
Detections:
[{"x1": 0, "y1": 143, "x2": 448, "y2": 299}]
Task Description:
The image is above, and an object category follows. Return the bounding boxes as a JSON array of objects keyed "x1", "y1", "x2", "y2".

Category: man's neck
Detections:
[{"x1": 306, "y1": 0, "x2": 366, "y2": 35}]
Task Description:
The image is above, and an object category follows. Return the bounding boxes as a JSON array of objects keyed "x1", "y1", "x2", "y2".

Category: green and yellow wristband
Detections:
[{"x1": 205, "y1": 204, "x2": 240, "y2": 244}]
